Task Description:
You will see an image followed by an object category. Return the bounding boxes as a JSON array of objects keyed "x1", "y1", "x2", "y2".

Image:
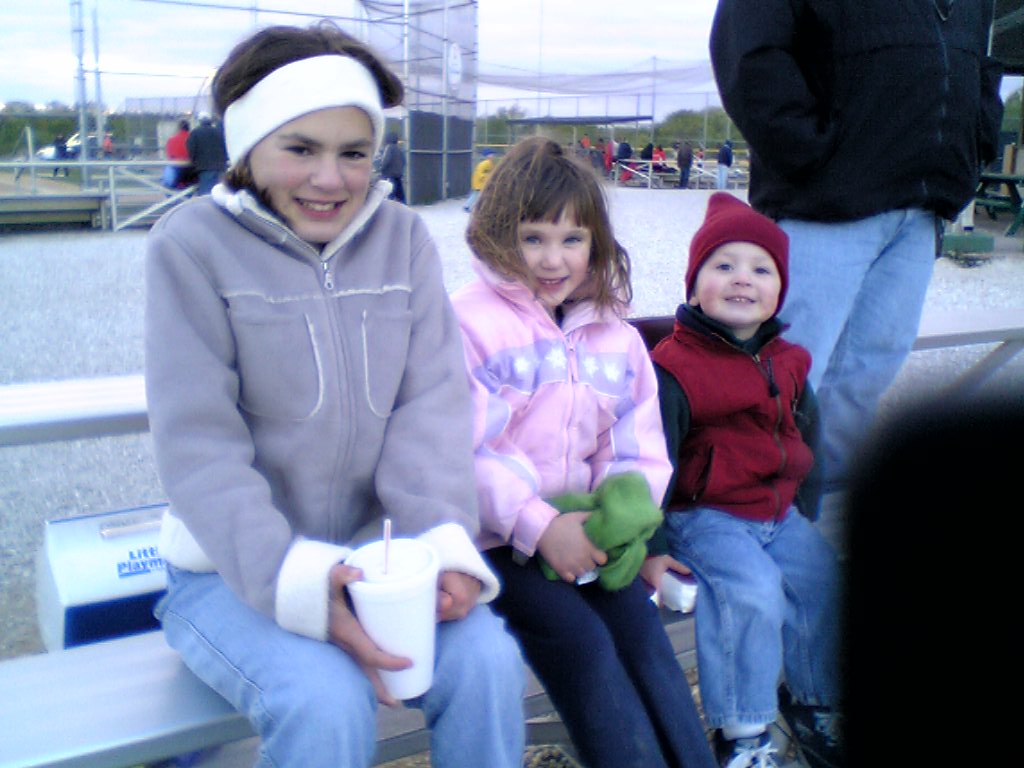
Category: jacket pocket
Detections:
[
  {"x1": 678, "y1": 443, "x2": 714, "y2": 503},
  {"x1": 233, "y1": 311, "x2": 323, "y2": 421},
  {"x1": 361, "y1": 309, "x2": 412, "y2": 418}
]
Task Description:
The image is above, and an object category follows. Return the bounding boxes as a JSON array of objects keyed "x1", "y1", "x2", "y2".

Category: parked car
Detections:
[
  {"x1": 65, "y1": 133, "x2": 100, "y2": 159},
  {"x1": 33, "y1": 133, "x2": 114, "y2": 162}
]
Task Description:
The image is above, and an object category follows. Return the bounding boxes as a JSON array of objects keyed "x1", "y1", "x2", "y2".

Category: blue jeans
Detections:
[
  {"x1": 156, "y1": 567, "x2": 525, "y2": 768},
  {"x1": 195, "y1": 170, "x2": 221, "y2": 195},
  {"x1": 664, "y1": 508, "x2": 841, "y2": 730},
  {"x1": 486, "y1": 547, "x2": 716, "y2": 768},
  {"x1": 777, "y1": 209, "x2": 937, "y2": 485}
]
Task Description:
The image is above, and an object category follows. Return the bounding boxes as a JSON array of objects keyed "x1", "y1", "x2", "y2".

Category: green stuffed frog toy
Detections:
[{"x1": 540, "y1": 471, "x2": 663, "y2": 591}]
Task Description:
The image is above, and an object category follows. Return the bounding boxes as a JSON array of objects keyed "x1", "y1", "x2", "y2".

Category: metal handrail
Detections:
[{"x1": 1, "y1": 158, "x2": 195, "y2": 230}]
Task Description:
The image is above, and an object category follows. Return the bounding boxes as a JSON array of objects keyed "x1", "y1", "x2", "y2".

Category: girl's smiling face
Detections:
[
  {"x1": 690, "y1": 241, "x2": 782, "y2": 340},
  {"x1": 519, "y1": 210, "x2": 592, "y2": 316},
  {"x1": 248, "y1": 106, "x2": 374, "y2": 245}
]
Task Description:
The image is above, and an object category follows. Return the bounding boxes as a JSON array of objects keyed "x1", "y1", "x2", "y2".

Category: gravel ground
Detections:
[{"x1": 2, "y1": 187, "x2": 1023, "y2": 661}]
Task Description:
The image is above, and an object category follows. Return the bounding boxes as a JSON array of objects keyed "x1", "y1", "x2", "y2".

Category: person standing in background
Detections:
[
  {"x1": 676, "y1": 141, "x2": 693, "y2": 189},
  {"x1": 52, "y1": 134, "x2": 69, "y2": 178},
  {"x1": 186, "y1": 112, "x2": 229, "y2": 195},
  {"x1": 715, "y1": 139, "x2": 732, "y2": 190},
  {"x1": 163, "y1": 119, "x2": 192, "y2": 189},
  {"x1": 378, "y1": 131, "x2": 406, "y2": 203},
  {"x1": 463, "y1": 148, "x2": 496, "y2": 212},
  {"x1": 710, "y1": 0, "x2": 1004, "y2": 496}
]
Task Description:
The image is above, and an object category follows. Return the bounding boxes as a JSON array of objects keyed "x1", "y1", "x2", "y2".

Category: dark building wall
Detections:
[{"x1": 408, "y1": 111, "x2": 473, "y2": 206}]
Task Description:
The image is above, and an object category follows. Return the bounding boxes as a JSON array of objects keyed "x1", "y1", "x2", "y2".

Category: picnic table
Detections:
[{"x1": 974, "y1": 171, "x2": 1024, "y2": 236}]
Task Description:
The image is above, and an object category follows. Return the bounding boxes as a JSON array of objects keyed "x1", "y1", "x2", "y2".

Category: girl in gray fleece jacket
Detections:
[{"x1": 145, "y1": 22, "x2": 524, "y2": 767}]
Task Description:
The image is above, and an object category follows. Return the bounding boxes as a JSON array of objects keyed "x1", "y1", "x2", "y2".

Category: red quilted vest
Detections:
[{"x1": 652, "y1": 322, "x2": 813, "y2": 521}]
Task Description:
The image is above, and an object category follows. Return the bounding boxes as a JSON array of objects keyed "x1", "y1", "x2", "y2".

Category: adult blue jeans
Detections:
[
  {"x1": 486, "y1": 547, "x2": 717, "y2": 768},
  {"x1": 776, "y1": 209, "x2": 937, "y2": 485},
  {"x1": 195, "y1": 169, "x2": 221, "y2": 195},
  {"x1": 156, "y1": 566, "x2": 526, "y2": 768},
  {"x1": 664, "y1": 508, "x2": 841, "y2": 731}
]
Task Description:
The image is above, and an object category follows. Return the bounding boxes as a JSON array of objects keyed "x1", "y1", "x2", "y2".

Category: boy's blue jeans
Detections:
[
  {"x1": 665, "y1": 507, "x2": 841, "y2": 730},
  {"x1": 777, "y1": 209, "x2": 937, "y2": 485},
  {"x1": 156, "y1": 566, "x2": 526, "y2": 768}
]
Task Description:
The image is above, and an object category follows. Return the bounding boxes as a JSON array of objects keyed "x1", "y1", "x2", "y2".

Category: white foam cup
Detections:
[{"x1": 344, "y1": 537, "x2": 440, "y2": 700}]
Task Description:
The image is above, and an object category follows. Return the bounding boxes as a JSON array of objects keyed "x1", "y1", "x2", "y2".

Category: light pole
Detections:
[
  {"x1": 92, "y1": 2, "x2": 105, "y2": 145},
  {"x1": 70, "y1": 0, "x2": 90, "y2": 183}
]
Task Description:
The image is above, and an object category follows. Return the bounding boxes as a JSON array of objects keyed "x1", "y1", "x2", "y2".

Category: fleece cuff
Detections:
[
  {"x1": 416, "y1": 523, "x2": 501, "y2": 603},
  {"x1": 157, "y1": 509, "x2": 215, "y2": 572},
  {"x1": 275, "y1": 538, "x2": 352, "y2": 641}
]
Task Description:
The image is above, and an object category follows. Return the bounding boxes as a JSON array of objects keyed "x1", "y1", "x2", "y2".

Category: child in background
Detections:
[
  {"x1": 650, "y1": 193, "x2": 842, "y2": 768},
  {"x1": 452, "y1": 136, "x2": 715, "y2": 768},
  {"x1": 463, "y1": 147, "x2": 496, "y2": 212}
]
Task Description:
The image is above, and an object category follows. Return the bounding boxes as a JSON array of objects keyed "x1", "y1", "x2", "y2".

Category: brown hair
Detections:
[
  {"x1": 466, "y1": 136, "x2": 632, "y2": 313},
  {"x1": 214, "y1": 20, "x2": 403, "y2": 190}
]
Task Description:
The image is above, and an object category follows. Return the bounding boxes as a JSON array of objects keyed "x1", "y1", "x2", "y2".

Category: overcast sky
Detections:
[
  {"x1": 0, "y1": 1, "x2": 1018, "y2": 114},
  {"x1": 0, "y1": 0, "x2": 721, "y2": 110}
]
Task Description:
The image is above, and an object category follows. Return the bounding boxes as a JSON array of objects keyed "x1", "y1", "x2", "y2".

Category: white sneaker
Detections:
[{"x1": 714, "y1": 730, "x2": 779, "y2": 768}]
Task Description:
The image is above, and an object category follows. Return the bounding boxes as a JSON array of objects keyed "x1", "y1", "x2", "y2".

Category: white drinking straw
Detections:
[{"x1": 383, "y1": 518, "x2": 392, "y2": 575}]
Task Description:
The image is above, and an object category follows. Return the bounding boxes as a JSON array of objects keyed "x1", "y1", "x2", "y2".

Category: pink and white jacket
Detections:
[{"x1": 451, "y1": 261, "x2": 672, "y2": 556}]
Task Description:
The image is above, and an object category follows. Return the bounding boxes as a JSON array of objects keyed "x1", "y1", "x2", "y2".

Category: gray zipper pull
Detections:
[{"x1": 322, "y1": 261, "x2": 334, "y2": 290}]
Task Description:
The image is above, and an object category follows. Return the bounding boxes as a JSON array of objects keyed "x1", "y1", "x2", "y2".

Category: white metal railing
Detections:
[
  {"x1": 1, "y1": 158, "x2": 196, "y2": 230},
  {"x1": 611, "y1": 158, "x2": 748, "y2": 190},
  {"x1": 3, "y1": 309, "x2": 1023, "y2": 450}
]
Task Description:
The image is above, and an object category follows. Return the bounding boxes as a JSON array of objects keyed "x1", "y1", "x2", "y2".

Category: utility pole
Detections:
[
  {"x1": 92, "y1": 2, "x2": 105, "y2": 144},
  {"x1": 70, "y1": 0, "x2": 91, "y2": 183}
]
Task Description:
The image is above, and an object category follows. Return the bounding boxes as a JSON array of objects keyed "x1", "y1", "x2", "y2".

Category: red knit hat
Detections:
[{"x1": 686, "y1": 192, "x2": 789, "y2": 311}]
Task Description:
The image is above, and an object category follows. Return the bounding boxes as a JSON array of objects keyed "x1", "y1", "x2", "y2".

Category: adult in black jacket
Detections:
[
  {"x1": 710, "y1": 0, "x2": 1003, "y2": 496},
  {"x1": 186, "y1": 113, "x2": 228, "y2": 195}
]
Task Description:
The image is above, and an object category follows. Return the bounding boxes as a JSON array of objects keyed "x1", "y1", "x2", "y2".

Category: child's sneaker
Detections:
[
  {"x1": 713, "y1": 730, "x2": 779, "y2": 768},
  {"x1": 778, "y1": 694, "x2": 843, "y2": 768}
]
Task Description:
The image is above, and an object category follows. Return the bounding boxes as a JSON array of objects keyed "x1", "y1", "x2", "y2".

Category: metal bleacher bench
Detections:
[
  {"x1": 1, "y1": 308, "x2": 1023, "y2": 767},
  {"x1": 0, "y1": 618, "x2": 696, "y2": 768},
  {"x1": 3, "y1": 308, "x2": 1023, "y2": 450}
]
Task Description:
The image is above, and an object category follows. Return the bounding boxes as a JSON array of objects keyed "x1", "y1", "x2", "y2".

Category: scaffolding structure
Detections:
[{"x1": 358, "y1": 0, "x2": 477, "y2": 204}]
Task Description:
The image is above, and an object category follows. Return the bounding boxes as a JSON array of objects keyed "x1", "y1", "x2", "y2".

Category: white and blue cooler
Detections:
[{"x1": 36, "y1": 503, "x2": 167, "y2": 651}]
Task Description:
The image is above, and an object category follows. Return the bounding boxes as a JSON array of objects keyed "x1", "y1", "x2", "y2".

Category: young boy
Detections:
[{"x1": 650, "y1": 193, "x2": 842, "y2": 768}]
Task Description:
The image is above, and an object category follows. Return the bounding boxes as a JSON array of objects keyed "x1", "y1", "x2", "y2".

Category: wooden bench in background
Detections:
[{"x1": 973, "y1": 171, "x2": 1024, "y2": 237}]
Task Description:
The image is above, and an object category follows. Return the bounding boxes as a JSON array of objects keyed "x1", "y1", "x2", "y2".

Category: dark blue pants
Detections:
[{"x1": 486, "y1": 547, "x2": 715, "y2": 768}]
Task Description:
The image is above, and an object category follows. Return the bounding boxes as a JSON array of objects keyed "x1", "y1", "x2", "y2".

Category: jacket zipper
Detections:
[
  {"x1": 754, "y1": 352, "x2": 786, "y2": 519},
  {"x1": 321, "y1": 258, "x2": 335, "y2": 291}
]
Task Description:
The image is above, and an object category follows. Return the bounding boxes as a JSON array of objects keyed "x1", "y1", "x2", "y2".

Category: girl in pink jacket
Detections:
[{"x1": 452, "y1": 137, "x2": 714, "y2": 768}]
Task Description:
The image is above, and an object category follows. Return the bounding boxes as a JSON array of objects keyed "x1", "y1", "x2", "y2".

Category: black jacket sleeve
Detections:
[
  {"x1": 709, "y1": 0, "x2": 838, "y2": 181},
  {"x1": 648, "y1": 363, "x2": 691, "y2": 555},
  {"x1": 978, "y1": 55, "x2": 1004, "y2": 167},
  {"x1": 793, "y1": 381, "x2": 824, "y2": 520}
]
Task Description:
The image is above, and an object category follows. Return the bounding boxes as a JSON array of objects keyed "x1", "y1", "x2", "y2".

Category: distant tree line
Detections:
[
  {"x1": 0, "y1": 104, "x2": 165, "y2": 159},
  {"x1": 473, "y1": 104, "x2": 744, "y2": 155},
  {"x1": 474, "y1": 86, "x2": 1022, "y2": 160}
]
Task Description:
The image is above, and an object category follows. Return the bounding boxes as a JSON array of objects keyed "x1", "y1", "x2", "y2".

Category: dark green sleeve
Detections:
[{"x1": 648, "y1": 363, "x2": 691, "y2": 555}]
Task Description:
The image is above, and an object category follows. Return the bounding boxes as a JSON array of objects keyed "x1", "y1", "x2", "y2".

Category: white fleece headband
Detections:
[{"x1": 223, "y1": 54, "x2": 385, "y2": 167}]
